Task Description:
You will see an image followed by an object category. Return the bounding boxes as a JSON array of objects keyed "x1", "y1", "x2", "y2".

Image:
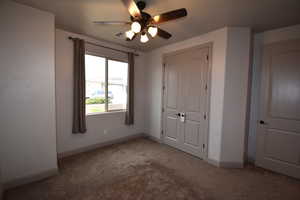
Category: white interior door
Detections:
[
  {"x1": 163, "y1": 46, "x2": 210, "y2": 158},
  {"x1": 163, "y1": 55, "x2": 181, "y2": 149},
  {"x1": 256, "y1": 39, "x2": 300, "y2": 179}
]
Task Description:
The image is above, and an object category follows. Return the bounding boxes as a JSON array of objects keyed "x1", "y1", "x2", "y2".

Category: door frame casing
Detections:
[{"x1": 160, "y1": 42, "x2": 213, "y2": 160}]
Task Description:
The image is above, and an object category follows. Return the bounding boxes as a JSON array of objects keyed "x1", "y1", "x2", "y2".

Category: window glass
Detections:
[
  {"x1": 108, "y1": 60, "x2": 128, "y2": 111},
  {"x1": 85, "y1": 54, "x2": 128, "y2": 115},
  {"x1": 85, "y1": 54, "x2": 106, "y2": 114}
]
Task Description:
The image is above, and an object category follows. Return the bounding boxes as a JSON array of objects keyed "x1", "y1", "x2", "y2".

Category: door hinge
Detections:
[
  {"x1": 162, "y1": 108, "x2": 165, "y2": 113},
  {"x1": 205, "y1": 84, "x2": 208, "y2": 91},
  {"x1": 206, "y1": 55, "x2": 209, "y2": 61},
  {"x1": 161, "y1": 130, "x2": 164, "y2": 135},
  {"x1": 202, "y1": 143, "x2": 205, "y2": 150},
  {"x1": 163, "y1": 85, "x2": 166, "y2": 90},
  {"x1": 204, "y1": 113, "x2": 207, "y2": 120}
]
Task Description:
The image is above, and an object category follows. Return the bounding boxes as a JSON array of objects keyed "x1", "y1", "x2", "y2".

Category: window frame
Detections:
[{"x1": 85, "y1": 52, "x2": 128, "y2": 116}]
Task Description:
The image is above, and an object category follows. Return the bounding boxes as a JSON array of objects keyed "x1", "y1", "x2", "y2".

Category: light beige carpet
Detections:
[{"x1": 5, "y1": 138, "x2": 300, "y2": 200}]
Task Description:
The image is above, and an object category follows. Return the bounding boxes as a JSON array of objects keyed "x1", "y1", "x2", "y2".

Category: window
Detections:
[
  {"x1": 108, "y1": 59, "x2": 128, "y2": 111},
  {"x1": 85, "y1": 54, "x2": 128, "y2": 115}
]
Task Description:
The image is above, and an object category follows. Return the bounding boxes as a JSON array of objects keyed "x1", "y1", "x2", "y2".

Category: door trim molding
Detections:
[{"x1": 160, "y1": 42, "x2": 213, "y2": 160}]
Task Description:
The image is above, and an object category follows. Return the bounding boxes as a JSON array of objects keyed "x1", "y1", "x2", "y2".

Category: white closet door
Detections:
[
  {"x1": 163, "y1": 56, "x2": 181, "y2": 149},
  {"x1": 163, "y1": 46, "x2": 210, "y2": 158}
]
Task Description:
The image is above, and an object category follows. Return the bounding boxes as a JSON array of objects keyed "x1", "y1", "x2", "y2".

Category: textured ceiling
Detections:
[{"x1": 13, "y1": 0, "x2": 300, "y2": 51}]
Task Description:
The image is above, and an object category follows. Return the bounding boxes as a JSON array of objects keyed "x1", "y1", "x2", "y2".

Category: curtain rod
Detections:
[{"x1": 68, "y1": 37, "x2": 139, "y2": 56}]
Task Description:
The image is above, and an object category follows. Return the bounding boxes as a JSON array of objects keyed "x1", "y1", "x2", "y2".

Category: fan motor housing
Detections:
[{"x1": 130, "y1": 11, "x2": 152, "y2": 30}]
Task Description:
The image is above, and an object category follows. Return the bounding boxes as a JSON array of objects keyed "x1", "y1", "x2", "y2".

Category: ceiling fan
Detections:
[{"x1": 94, "y1": 0, "x2": 188, "y2": 43}]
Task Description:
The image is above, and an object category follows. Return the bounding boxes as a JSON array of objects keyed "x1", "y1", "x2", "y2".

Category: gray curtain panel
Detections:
[
  {"x1": 72, "y1": 38, "x2": 87, "y2": 133},
  {"x1": 125, "y1": 52, "x2": 134, "y2": 125}
]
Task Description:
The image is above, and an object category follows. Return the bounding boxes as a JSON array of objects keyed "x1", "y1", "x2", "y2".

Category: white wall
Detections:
[
  {"x1": 0, "y1": 0, "x2": 57, "y2": 184},
  {"x1": 247, "y1": 24, "x2": 300, "y2": 162},
  {"x1": 145, "y1": 28, "x2": 228, "y2": 161},
  {"x1": 144, "y1": 27, "x2": 251, "y2": 164},
  {"x1": 55, "y1": 29, "x2": 146, "y2": 154},
  {"x1": 220, "y1": 28, "x2": 251, "y2": 163}
]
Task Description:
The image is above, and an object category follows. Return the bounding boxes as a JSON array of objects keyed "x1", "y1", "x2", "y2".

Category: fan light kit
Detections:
[
  {"x1": 125, "y1": 30, "x2": 135, "y2": 40},
  {"x1": 131, "y1": 21, "x2": 142, "y2": 33},
  {"x1": 148, "y1": 26, "x2": 158, "y2": 37},
  {"x1": 94, "y1": 0, "x2": 188, "y2": 44},
  {"x1": 140, "y1": 32, "x2": 149, "y2": 43},
  {"x1": 128, "y1": 22, "x2": 158, "y2": 42}
]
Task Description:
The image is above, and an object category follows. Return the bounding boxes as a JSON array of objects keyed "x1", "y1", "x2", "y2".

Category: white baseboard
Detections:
[
  {"x1": 58, "y1": 133, "x2": 146, "y2": 159},
  {"x1": 2, "y1": 134, "x2": 243, "y2": 193},
  {"x1": 3, "y1": 168, "x2": 58, "y2": 190},
  {"x1": 219, "y1": 161, "x2": 244, "y2": 168},
  {"x1": 3, "y1": 133, "x2": 146, "y2": 190},
  {"x1": 144, "y1": 134, "x2": 244, "y2": 168},
  {"x1": 144, "y1": 135, "x2": 162, "y2": 143},
  {"x1": 206, "y1": 158, "x2": 244, "y2": 168},
  {"x1": 206, "y1": 158, "x2": 220, "y2": 167}
]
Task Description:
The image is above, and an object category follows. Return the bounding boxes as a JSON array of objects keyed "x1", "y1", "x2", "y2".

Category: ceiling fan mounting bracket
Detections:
[{"x1": 136, "y1": 1, "x2": 146, "y2": 11}]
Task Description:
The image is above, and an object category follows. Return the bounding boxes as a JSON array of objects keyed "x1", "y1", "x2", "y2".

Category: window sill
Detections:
[{"x1": 86, "y1": 110, "x2": 127, "y2": 117}]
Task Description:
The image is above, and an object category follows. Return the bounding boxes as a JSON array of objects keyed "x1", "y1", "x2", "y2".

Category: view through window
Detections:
[{"x1": 85, "y1": 54, "x2": 128, "y2": 115}]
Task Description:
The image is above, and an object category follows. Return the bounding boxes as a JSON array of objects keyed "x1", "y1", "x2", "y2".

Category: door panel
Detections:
[
  {"x1": 165, "y1": 116, "x2": 178, "y2": 140},
  {"x1": 184, "y1": 121, "x2": 200, "y2": 147},
  {"x1": 163, "y1": 46, "x2": 210, "y2": 158},
  {"x1": 256, "y1": 39, "x2": 300, "y2": 179},
  {"x1": 163, "y1": 59, "x2": 180, "y2": 147},
  {"x1": 265, "y1": 130, "x2": 300, "y2": 165},
  {"x1": 166, "y1": 66, "x2": 178, "y2": 109},
  {"x1": 180, "y1": 48, "x2": 208, "y2": 157},
  {"x1": 184, "y1": 56, "x2": 202, "y2": 112},
  {"x1": 270, "y1": 51, "x2": 300, "y2": 120}
]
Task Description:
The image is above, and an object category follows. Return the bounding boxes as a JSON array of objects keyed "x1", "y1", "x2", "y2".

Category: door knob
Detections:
[
  {"x1": 176, "y1": 113, "x2": 181, "y2": 117},
  {"x1": 180, "y1": 112, "x2": 186, "y2": 122},
  {"x1": 259, "y1": 120, "x2": 267, "y2": 125}
]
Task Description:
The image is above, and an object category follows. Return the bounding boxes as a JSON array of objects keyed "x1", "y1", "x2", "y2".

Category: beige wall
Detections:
[
  {"x1": 248, "y1": 24, "x2": 300, "y2": 162},
  {"x1": 0, "y1": 1, "x2": 57, "y2": 184},
  {"x1": 55, "y1": 29, "x2": 147, "y2": 154}
]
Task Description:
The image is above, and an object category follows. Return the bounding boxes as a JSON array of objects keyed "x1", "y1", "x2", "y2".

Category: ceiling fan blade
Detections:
[
  {"x1": 152, "y1": 8, "x2": 187, "y2": 24},
  {"x1": 157, "y1": 28, "x2": 172, "y2": 39},
  {"x1": 93, "y1": 21, "x2": 131, "y2": 25},
  {"x1": 121, "y1": 0, "x2": 141, "y2": 19}
]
